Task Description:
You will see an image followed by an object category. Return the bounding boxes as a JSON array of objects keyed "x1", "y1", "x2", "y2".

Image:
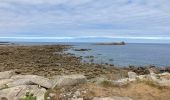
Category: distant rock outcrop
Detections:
[{"x1": 95, "y1": 41, "x2": 126, "y2": 45}]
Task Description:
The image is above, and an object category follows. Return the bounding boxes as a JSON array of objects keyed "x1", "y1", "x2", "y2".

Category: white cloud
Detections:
[{"x1": 0, "y1": 0, "x2": 170, "y2": 40}]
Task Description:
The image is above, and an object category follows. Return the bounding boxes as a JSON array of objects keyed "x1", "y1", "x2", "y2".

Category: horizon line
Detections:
[{"x1": 0, "y1": 36, "x2": 170, "y2": 40}]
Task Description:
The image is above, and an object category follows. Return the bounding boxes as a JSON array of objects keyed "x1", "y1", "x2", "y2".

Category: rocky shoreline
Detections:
[
  {"x1": 0, "y1": 45, "x2": 170, "y2": 100},
  {"x1": 0, "y1": 45, "x2": 125, "y2": 79}
]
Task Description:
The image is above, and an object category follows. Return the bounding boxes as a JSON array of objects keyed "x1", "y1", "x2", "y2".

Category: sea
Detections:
[{"x1": 15, "y1": 42, "x2": 170, "y2": 67}]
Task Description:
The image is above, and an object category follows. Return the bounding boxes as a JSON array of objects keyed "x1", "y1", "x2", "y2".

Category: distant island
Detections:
[
  {"x1": 95, "y1": 41, "x2": 126, "y2": 45},
  {"x1": 0, "y1": 42, "x2": 14, "y2": 45}
]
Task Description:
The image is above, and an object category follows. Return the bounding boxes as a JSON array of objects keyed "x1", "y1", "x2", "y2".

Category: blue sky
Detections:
[{"x1": 0, "y1": 0, "x2": 170, "y2": 43}]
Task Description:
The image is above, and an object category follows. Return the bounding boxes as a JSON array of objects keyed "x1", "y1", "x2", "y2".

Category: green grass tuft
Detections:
[{"x1": 23, "y1": 92, "x2": 36, "y2": 100}]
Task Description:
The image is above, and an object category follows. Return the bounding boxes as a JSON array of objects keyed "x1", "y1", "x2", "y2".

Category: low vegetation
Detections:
[{"x1": 23, "y1": 92, "x2": 36, "y2": 100}]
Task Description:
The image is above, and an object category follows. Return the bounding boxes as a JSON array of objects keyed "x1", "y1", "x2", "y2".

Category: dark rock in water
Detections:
[
  {"x1": 127, "y1": 65, "x2": 163, "y2": 75},
  {"x1": 74, "y1": 49, "x2": 91, "y2": 51},
  {"x1": 0, "y1": 42, "x2": 14, "y2": 45},
  {"x1": 160, "y1": 67, "x2": 170, "y2": 73},
  {"x1": 127, "y1": 66, "x2": 150, "y2": 75},
  {"x1": 84, "y1": 56, "x2": 94, "y2": 58}
]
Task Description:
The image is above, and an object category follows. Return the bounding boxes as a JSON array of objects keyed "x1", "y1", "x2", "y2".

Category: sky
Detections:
[{"x1": 0, "y1": 0, "x2": 170, "y2": 43}]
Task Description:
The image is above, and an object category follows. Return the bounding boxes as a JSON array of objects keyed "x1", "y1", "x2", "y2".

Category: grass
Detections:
[
  {"x1": 100, "y1": 80, "x2": 129, "y2": 88},
  {"x1": 100, "y1": 80, "x2": 115, "y2": 87},
  {"x1": 138, "y1": 79, "x2": 170, "y2": 90}
]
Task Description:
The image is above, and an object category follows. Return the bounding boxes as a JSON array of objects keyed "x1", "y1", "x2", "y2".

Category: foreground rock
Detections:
[
  {"x1": 0, "y1": 71, "x2": 88, "y2": 100},
  {"x1": 11, "y1": 75, "x2": 53, "y2": 89},
  {"x1": 93, "y1": 96, "x2": 133, "y2": 100},
  {"x1": 0, "y1": 85, "x2": 46, "y2": 100},
  {"x1": 7, "y1": 79, "x2": 34, "y2": 88},
  {"x1": 0, "y1": 71, "x2": 16, "y2": 79},
  {"x1": 52, "y1": 74, "x2": 87, "y2": 87}
]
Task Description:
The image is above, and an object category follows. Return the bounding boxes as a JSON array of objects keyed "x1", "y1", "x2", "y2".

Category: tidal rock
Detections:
[
  {"x1": 0, "y1": 85, "x2": 46, "y2": 100},
  {"x1": 0, "y1": 71, "x2": 16, "y2": 79},
  {"x1": 11, "y1": 75, "x2": 53, "y2": 88},
  {"x1": 52, "y1": 75, "x2": 87, "y2": 87},
  {"x1": 93, "y1": 96, "x2": 133, "y2": 100}
]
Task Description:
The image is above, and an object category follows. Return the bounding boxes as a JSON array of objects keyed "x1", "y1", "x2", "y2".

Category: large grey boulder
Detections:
[
  {"x1": 148, "y1": 73, "x2": 160, "y2": 82},
  {"x1": 11, "y1": 75, "x2": 53, "y2": 89},
  {"x1": 128, "y1": 72, "x2": 137, "y2": 80},
  {"x1": 52, "y1": 75, "x2": 87, "y2": 87},
  {"x1": 93, "y1": 96, "x2": 133, "y2": 100},
  {"x1": 0, "y1": 85, "x2": 46, "y2": 100},
  {"x1": 0, "y1": 71, "x2": 16, "y2": 79}
]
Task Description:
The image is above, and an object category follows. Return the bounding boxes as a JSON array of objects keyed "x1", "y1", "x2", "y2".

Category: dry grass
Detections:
[
  {"x1": 49, "y1": 82, "x2": 170, "y2": 100},
  {"x1": 137, "y1": 79, "x2": 170, "y2": 90}
]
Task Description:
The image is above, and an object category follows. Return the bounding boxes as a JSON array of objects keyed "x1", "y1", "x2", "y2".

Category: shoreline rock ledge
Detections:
[{"x1": 0, "y1": 70, "x2": 87, "y2": 100}]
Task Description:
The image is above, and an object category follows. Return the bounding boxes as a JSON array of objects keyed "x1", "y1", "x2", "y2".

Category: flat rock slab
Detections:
[
  {"x1": 93, "y1": 96, "x2": 133, "y2": 100},
  {"x1": 11, "y1": 75, "x2": 53, "y2": 89},
  {"x1": 0, "y1": 79, "x2": 14, "y2": 89},
  {"x1": 7, "y1": 79, "x2": 33, "y2": 87},
  {"x1": 0, "y1": 85, "x2": 46, "y2": 100},
  {"x1": 0, "y1": 71, "x2": 16, "y2": 79},
  {"x1": 52, "y1": 74, "x2": 87, "y2": 87}
]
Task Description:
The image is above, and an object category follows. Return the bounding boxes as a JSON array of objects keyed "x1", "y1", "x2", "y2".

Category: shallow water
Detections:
[
  {"x1": 15, "y1": 42, "x2": 170, "y2": 67},
  {"x1": 65, "y1": 43, "x2": 170, "y2": 67}
]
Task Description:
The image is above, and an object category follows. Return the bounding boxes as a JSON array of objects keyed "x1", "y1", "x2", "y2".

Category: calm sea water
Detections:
[
  {"x1": 15, "y1": 42, "x2": 170, "y2": 67},
  {"x1": 65, "y1": 43, "x2": 170, "y2": 67}
]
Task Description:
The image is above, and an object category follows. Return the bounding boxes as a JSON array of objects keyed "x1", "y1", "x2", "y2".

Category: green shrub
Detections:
[{"x1": 23, "y1": 92, "x2": 36, "y2": 100}]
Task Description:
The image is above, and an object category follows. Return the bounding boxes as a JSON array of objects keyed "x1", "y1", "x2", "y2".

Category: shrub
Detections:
[{"x1": 23, "y1": 92, "x2": 36, "y2": 100}]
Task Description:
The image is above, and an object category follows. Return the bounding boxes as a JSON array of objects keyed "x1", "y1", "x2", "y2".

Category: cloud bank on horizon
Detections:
[{"x1": 0, "y1": 0, "x2": 170, "y2": 42}]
